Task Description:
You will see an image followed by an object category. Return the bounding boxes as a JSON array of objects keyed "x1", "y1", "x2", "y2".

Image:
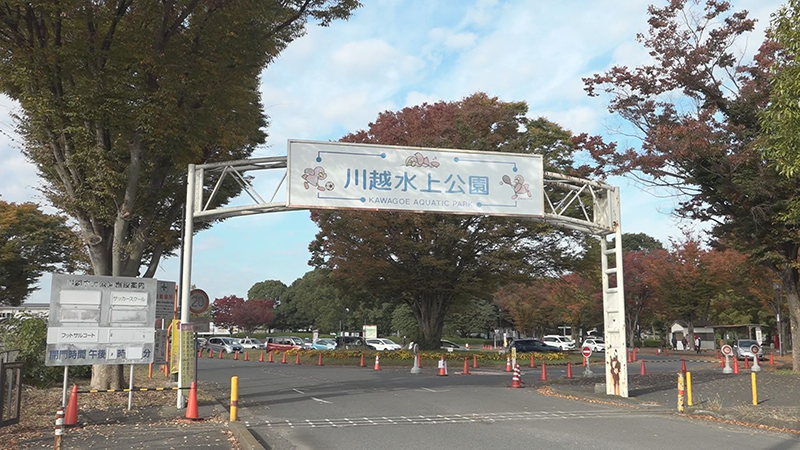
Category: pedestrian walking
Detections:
[
  {"x1": 672, "y1": 335, "x2": 677, "y2": 351},
  {"x1": 695, "y1": 335, "x2": 701, "y2": 354}
]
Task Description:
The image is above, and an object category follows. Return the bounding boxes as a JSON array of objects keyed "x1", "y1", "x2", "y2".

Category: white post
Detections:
[
  {"x1": 61, "y1": 366, "x2": 68, "y2": 407},
  {"x1": 178, "y1": 164, "x2": 196, "y2": 408},
  {"x1": 127, "y1": 364, "x2": 134, "y2": 410}
]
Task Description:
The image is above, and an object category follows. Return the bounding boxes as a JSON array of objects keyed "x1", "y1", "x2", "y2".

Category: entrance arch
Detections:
[{"x1": 177, "y1": 140, "x2": 629, "y2": 403}]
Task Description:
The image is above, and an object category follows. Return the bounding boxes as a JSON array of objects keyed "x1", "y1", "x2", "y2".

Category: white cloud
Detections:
[
  {"x1": 428, "y1": 28, "x2": 477, "y2": 50},
  {"x1": 330, "y1": 39, "x2": 424, "y2": 84}
]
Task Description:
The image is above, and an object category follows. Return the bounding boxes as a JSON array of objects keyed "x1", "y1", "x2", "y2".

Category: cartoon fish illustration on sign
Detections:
[
  {"x1": 404, "y1": 152, "x2": 440, "y2": 168},
  {"x1": 302, "y1": 166, "x2": 334, "y2": 191},
  {"x1": 500, "y1": 174, "x2": 531, "y2": 200}
]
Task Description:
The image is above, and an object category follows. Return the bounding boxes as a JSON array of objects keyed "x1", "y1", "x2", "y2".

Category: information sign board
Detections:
[
  {"x1": 46, "y1": 274, "x2": 156, "y2": 366},
  {"x1": 155, "y1": 280, "x2": 177, "y2": 319},
  {"x1": 287, "y1": 140, "x2": 544, "y2": 218}
]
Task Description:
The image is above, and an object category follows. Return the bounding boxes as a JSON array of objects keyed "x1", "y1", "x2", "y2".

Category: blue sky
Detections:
[{"x1": 0, "y1": 0, "x2": 782, "y2": 304}]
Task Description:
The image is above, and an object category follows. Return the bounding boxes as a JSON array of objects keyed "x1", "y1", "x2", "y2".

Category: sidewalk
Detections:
[
  {"x1": 549, "y1": 366, "x2": 800, "y2": 432},
  {"x1": 19, "y1": 399, "x2": 238, "y2": 450}
]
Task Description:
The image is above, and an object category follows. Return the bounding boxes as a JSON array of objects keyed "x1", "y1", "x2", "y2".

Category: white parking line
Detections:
[
  {"x1": 293, "y1": 388, "x2": 305, "y2": 394},
  {"x1": 312, "y1": 397, "x2": 332, "y2": 404}
]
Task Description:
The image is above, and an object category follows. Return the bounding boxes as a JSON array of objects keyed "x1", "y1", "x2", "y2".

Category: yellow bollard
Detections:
[
  {"x1": 230, "y1": 376, "x2": 239, "y2": 422},
  {"x1": 751, "y1": 372, "x2": 757, "y2": 406},
  {"x1": 677, "y1": 372, "x2": 685, "y2": 413},
  {"x1": 686, "y1": 371, "x2": 693, "y2": 406}
]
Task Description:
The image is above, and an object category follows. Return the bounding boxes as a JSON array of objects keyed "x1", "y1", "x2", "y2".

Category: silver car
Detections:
[
  {"x1": 206, "y1": 337, "x2": 244, "y2": 354},
  {"x1": 733, "y1": 339, "x2": 764, "y2": 361}
]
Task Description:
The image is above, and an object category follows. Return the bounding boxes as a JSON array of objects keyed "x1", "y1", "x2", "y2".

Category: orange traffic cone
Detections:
[
  {"x1": 505, "y1": 357, "x2": 512, "y2": 372},
  {"x1": 472, "y1": 355, "x2": 477, "y2": 369},
  {"x1": 198, "y1": 349, "x2": 202, "y2": 358},
  {"x1": 374, "y1": 354, "x2": 381, "y2": 371},
  {"x1": 268, "y1": 351, "x2": 274, "y2": 363},
  {"x1": 681, "y1": 358, "x2": 687, "y2": 373},
  {"x1": 64, "y1": 385, "x2": 78, "y2": 426},
  {"x1": 529, "y1": 353, "x2": 535, "y2": 368},
  {"x1": 733, "y1": 357, "x2": 740, "y2": 374},
  {"x1": 185, "y1": 381, "x2": 199, "y2": 420},
  {"x1": 640, "y1": 359, "x2": 647, "y2": 375},
  {"x1": 281, "y1": 352, "x2": 288, "y2": 364},
  {"x1": 234, "y1": 351, "x2": 239, "y2": 360},
  {"x1": 318, "y1": 353, "x2": 324, "y2": 366},
  {"x1": 566, "y1": 361, "x2": 573, "y2": 379},
  {"x1": 744, "y1": 356, "x2": 749, "y2": 370},
  {"x1": 437, "y1": 355, "x2": 447, "y2": 376},
  {"x1": 511, "y1": 363, "x2": 522, "y2": 388},
  {"x1": 244, "y1": 351, "x2": 249, "y2": 361},
  {"x1": 218, "y1": 350, "x2": 223, "y2": 359},
  {"x1": 627, "y1": 350, "x2": 632, "y2": 363},
  {"x1": 633, "y1": 348, "x2": 638, "y2": 362},
  {"x1": 540, "y1": 361, "x2": 548, "y2": 381},
  {"x1": 463, "y1": 357, "x2": 470, "y2": 375},
  {"x1": 360, "y1": 353, "x2": 366, "y2": 367},
  {"x1": 719, "y1": 355, "x2": 724, "y2": 368},
  {"x1": 208, "y1": 349, "x2": 213, "y2": 358},
  {"x1": 769, "y1": 352, "x2": 775, "y2": 366},
  {"x1": 259, "y1": 351, "x2": 264, "y2": 362},
  {"x1": 295, "y1": 352, "x2": 301, "y2": 365}
]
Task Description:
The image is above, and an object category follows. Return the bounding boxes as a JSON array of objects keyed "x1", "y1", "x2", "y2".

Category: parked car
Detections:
[
  {"x1": 366, "y1": 338, "x2": 402, "y2": 351},
  {"x1": 265, "y1": 336, "x2": 305, "y2": 351},
  {"x1": 506, "y1": 338, "x2": 560, "y2": 353},
  {"x1": 440, "y1": 340, "x2": 466, "y2": 351},
  {"x1": 311, "y1": 338, "x2": 338, "y2": 350},
  {"x1": 543, "y1": 335, "x2": 576, "y2": 351},
  {"x1": 581, "y1": 338, "x2": 605, "y2": 352},
  {"x1": 238, "y1": 338, "x2": 263, "y2": 349},
  {"x1": 336, "y1": 336, "x2": 368, "y2": 350},
  {"x1": 197, "y1": 337, "x2": 208, "y2": 349},
  {"x1": 733, "y1": 339, "x2": 764, "y2": 361},
  {"x1": 206, "y1": 337, "x2": 244, "y2": 354}
]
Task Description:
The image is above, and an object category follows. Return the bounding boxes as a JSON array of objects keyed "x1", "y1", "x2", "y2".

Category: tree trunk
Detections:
[
  {"x1": 781, "y1": 268, "x2": 800, "y2": 371},
  {"x1": 687, "y1": 321, "x2": 695, "y2": 351},
  {"x1": 408, "y1": 292, "x2": 448, "y2": 350}
]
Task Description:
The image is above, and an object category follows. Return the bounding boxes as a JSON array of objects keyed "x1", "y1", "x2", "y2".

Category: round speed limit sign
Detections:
[{"x1": 189, "y1": 289, "x2": 210, "y2": 314}]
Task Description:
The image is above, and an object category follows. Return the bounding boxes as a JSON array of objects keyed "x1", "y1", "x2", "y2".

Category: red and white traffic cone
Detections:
[
  {"x1": 529, "y1": 353, "x2": 535, "y2": 368},
  {"x1": 318, "y1": 353, "x2": 324, "y2": 366},
  {"x1": 511, "y1": 363, "x2": 522, "y2": 388},
  {"x1": 259, "y1": 351, "x2": 264, "y2": 362},
  {"x1": 565, "y1": 361, "x2": 573, "y2": 379},
  {"x1": 640, "y1": 359, "x2": 647, "y2": 375},
  {"x1": 268, "y1": 351, "x2": 274, "y2": 363},
  {"x1": 473, "y1": 354, "x2": 478, "y2": 369},
  {"x1": 360, "y1": 353, "x2": 366, "y2": 368},
  {"x1": 438, "y1": 355, "x2": 447, "y2": 376},
  {"x1": 295, "y1": 352, "x2": 301, "y2": 365},
  {"x1": 64, "y1": 385, "x2": 78, "y2": 426},
  {"x1": 374, "y1": 354, "x2": 381, "y2": 371},
  {"x1": 281, "y1": 352, "x2": 288, "y2": 364},
  {"x1": 540, "y1": 361, "x2": 548, "y2": 381},
  {"x1": 463, "y1": 357, "x2": 470, "y2": 375},
  {"x1": 185, "y1": 381, "x2": 199, "y2": 420},
  {"x1": 505, "y1": 357, "x2": 512, "y2": 372}
]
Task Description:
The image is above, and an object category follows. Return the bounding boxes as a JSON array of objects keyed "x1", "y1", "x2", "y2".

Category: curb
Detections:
[{"x1": 229, "y1": 421, "x2": 266, "y2": 450}]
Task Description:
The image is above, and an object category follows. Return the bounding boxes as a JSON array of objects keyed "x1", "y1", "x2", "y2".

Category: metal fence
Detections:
[{"x1": 0, "y1": 350, "x2": 22, "y2": 427}]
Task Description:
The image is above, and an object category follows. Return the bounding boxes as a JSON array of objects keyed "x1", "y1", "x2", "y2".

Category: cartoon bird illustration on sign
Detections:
[
  {"x1": 500, "y1": 175, "x2": 531, "y2": 200},
  {"x1": 404, "y1": 152, "x2": 440, "y2": 168},
  {"x1": 301, "y1": 166, "x2": 334, "y2": 191}
]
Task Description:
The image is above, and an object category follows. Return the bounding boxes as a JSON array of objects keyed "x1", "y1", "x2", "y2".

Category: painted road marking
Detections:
[
  {"x1": 259, "y1": 409, "x2": 673, "y2": 429},
  {"x1": 292, "y1": 388, "x2": 305, "y2": 394},
  {"x1": 311, "y1": 397, "x2": 332, "y2": 404}
]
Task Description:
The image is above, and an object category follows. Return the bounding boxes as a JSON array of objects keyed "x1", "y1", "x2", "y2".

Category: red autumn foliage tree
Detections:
[
  {"x1": 623, "y1": 249, "x2": 666, "y2": 346},
  {"x1": 579, "y1": 0, "x2": 800, "y2": 370},
  {"x1": 212, "y1": 295, "x2": 245, "y2": 335},
  {"x1": 233, "y1": 299, "x2": 276, "y2": 336}
]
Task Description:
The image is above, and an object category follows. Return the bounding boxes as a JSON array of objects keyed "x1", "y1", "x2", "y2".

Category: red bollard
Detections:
[
  {"x1": 418, "y1": 354, "x2": 422, "y2": 368},
  {"x1": 640, "y1": 359, "x2": 647, "y2": 375},
  {"x1": 582, "y1": 356, "x2": 586, "y2": 367},
  {"x1": 540, "y1": 361, "x2": 548, "y2": 381},
  {"x1": 681, "y1": 358, "x2": 687, "y2": 373},
  {"x1": 720, "y1": 355, "x2": 724, "y2": 368},
  {"x1": 565, "y1": 361, "x2": 573, "y2": 379}
]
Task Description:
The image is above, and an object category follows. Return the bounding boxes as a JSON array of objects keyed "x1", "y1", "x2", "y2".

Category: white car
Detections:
[
  {"x1": 543, "y1": 335, "x2": 576, "y2": 351},
  {"x1": 366, "y1": 338, "x2": 402, "y2": 351},
  {"x1": 237, "y1": 338, "x2": 263, "y2": 349},
  {"x1": 581, "y1": 338, "x2": 605, "y2": 352}
]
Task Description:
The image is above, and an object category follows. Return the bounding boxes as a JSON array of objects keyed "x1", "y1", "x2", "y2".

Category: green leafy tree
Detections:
[
  {"x1": 580, "y1": 0, "x2": 800, "y2": 370},
  {"x1": 310, "y1": 94, "x2": 583, "y2": 349},
  {"x1": 248, "y1": 280, "x2": 288, "y2": 302},
  {"x1": 621, "y1": 233, "x2": 664, "y2": 253},
  {"x1": 761, "y1": 0, "x2": 800, "y2": 178},
  {"x1": 391, "y1": 304, "x2": 420, "y2": 340},
  {"x1": 445, "y1": 298, "x2": 495, "y2": 338},
  {"x1": 0, "y1": 0, "x2": 359, "y2": 389},
  {"x1": 0, "y1": 200, "x2": 83, "y2": 305}
]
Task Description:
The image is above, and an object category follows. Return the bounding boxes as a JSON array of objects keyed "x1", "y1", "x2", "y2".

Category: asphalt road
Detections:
[{"x1": 198, "y1": 356, "x2": 800, "y2": 450}]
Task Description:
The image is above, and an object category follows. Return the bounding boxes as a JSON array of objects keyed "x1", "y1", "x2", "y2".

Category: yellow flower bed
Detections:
[{"x1": 279, "y1": 348, "x2": 566, "y2": 362}]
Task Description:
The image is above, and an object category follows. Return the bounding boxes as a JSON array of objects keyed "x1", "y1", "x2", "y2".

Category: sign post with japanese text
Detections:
[
  {"x1": 45, "y1": 274, "x2": 157, "y2": 366},
  {"x1": 287, "y1": 141, "x2": 544, "y2": 217}
]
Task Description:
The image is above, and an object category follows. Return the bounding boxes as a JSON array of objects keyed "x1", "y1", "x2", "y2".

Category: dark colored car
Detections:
[
  {"x1": 336, "y1": 336, "x2": 368, "y2": 350},
  {"x1": 507, "y1": 338, "x2": 560, "y2": 353}
]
